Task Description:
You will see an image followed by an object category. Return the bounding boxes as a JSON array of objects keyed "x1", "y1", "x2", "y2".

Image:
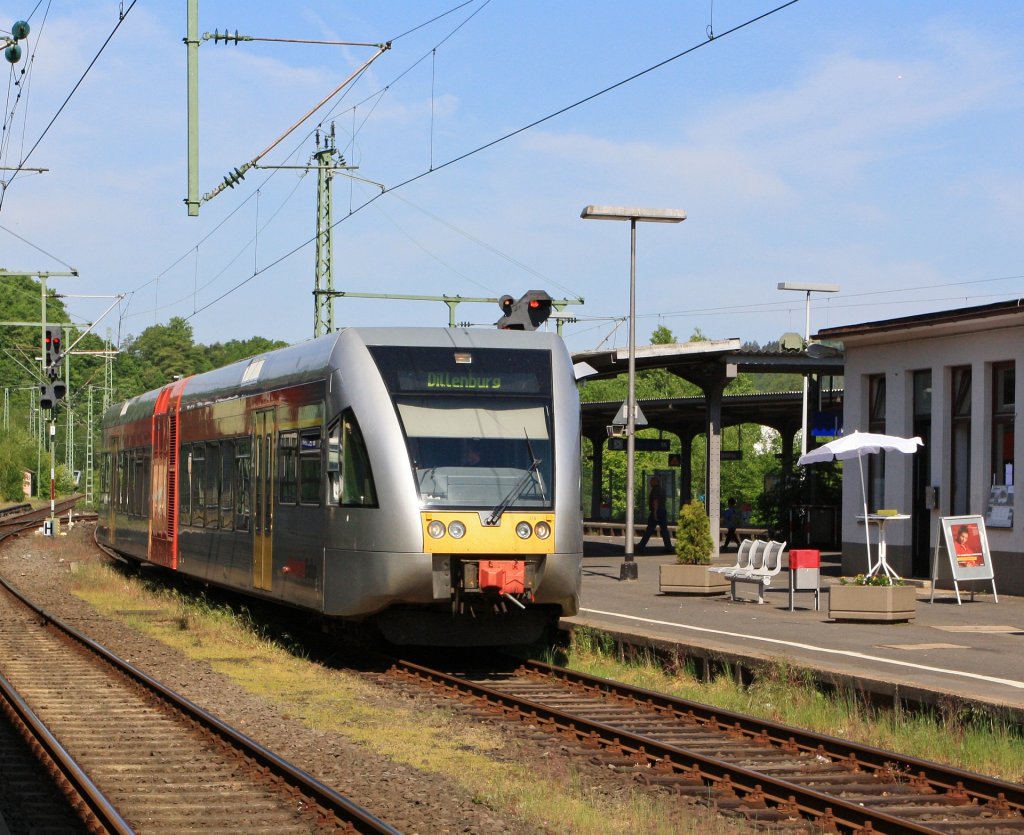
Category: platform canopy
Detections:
[{"x1": 572, "y1": 338, "x2": 845, "y2": 541}]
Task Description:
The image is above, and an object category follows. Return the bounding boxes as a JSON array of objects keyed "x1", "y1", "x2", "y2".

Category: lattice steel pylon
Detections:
[
  {"x1": 85, "y1": 385, "x2": 94, "y2": 506},
  {"x1": 313, "y1": 127, "x2": 342, "y2": 338},
  {"x1": 104, "y1": 329, "x2": 113, "y2": 413}
]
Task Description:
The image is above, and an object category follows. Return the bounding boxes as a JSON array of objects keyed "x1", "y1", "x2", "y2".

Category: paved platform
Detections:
[{"x1": 564, "y1": 538, "x2": 1024, "y2": 718}]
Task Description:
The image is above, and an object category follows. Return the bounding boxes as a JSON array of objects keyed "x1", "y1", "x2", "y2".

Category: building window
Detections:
[
  {"x1": 951, "y1": 366, "x2": 971, "y2": 516},
  {"x1": 867, "y1": 375, "x2": 886, "y2": 511},
  {"x1": 988, "y1": 362, "x2": 1014, "y2": 527}
]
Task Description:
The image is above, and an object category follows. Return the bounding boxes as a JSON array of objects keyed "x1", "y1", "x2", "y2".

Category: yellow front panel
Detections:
[{"x1": 421, "y1": 512, "x2": 555, "y2": 555}]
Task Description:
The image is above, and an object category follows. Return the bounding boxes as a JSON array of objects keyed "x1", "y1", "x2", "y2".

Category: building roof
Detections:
[{"x1": 816, "y1": 299, "x2": 1024, "y2": 344}]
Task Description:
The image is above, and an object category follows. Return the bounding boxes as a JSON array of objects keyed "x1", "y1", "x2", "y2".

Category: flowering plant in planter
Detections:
[{"x1": 840, "y1": 573, "x2": 906, "y2": 587}]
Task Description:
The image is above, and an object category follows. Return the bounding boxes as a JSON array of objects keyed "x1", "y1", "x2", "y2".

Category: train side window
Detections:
[
  {"x1": 125, "y1": 450, "x2": 134, "y2": 514},
  {"x1": 181, "y1": 448, "x2": 191, "y2": 520},
  {"x1": 205, "y1": 442, "x2": 220, "y2": 530},
  {"x1": 143, "y1": 451, "x2": 151, "y2": 512},
  {"x1": 235, "y1": 439, "x2": 251, "y2": 531},
  {"x1": 279, "y1": 431, "x2": 298, "y2": 505},
  {"x1": 220, "y1": 440, "x2": 234, "y2": 530},
  {"x1": 100, "y1": 452, "x2": 110, "y2": 508},
  {"x1": 119, "y1": 450, "x2": 128, "y2": 512},
  {"x1": 191, "y1": 444, "x2": 205, "y2": 527},
  {"x1": 327, "y1": 409, "x2": 377, "y2": 508},
  {"x1": 299, "y1": 430, "x2": 321, "y2": 505}
]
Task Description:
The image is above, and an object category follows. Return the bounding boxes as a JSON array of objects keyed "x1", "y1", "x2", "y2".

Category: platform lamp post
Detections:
[
  {"x1": 777, "y1": 281, "x2": 840, "y2": 457},
  {"x1": 582, "y1": 205, "x2": 687, "y2": 580}
]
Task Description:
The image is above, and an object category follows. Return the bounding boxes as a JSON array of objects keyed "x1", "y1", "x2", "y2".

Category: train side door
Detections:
[
  {"x1": 252, "y1": 409, "x2": 275, "y2": 591},
  {"x1": 150, "y1": 383, "x2": 182, "y2": 569}
]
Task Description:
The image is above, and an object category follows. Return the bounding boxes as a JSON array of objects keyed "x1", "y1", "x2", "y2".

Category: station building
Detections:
[{"x1": 817, "y1": 300, "x2": 1022, "y2": 594}]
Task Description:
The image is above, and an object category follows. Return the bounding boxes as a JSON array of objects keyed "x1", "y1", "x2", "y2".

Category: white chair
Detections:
[
  {"x1": 726, "y1": 539, "x2": 767, "y2": 580},
  {"x1": 709, "y1": 538, "x2": 755, "y2": 575}
]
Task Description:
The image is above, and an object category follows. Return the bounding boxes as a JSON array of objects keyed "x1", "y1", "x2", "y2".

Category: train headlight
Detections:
[
  {"x1": 534, "y1": 520, "x2": 551, "y2": 540},
  {"x1": 447, "y1": 520, "x2": 467, "y2": 539},
  {"x1": 427, "y1": 520, "x2": 446, "y2": 539},
  {"x1": 515, "y1": 521, "x2": 532, "y2": 539}
]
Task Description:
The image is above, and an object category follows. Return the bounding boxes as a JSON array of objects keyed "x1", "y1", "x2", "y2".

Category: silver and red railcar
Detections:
[{"x1": 97, "y1": 327, "x2": 582, "y2": 646}]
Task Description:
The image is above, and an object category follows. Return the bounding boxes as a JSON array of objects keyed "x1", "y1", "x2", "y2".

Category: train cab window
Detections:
[
  {"x1": 220, "y1": 440, "x2": 234, "y2": 530},
  {"x1": 190, "y1": 445, "x2": 205, "y2": 527},
  {"x1": 205, "y1": 442, "x2": 220, "y2": 529},
  {"x1": 326, "y1": 409, "x2": 377, "y2": 507},
  {"x1": 279, "y1": 432, "x2": 298, "y2": 505},
  {"x1": 299, "y1": 430, "x2": 321, "y2": 505},
  {"x1": 235, "y1": 439, "x2": 251, "y2": 531}
]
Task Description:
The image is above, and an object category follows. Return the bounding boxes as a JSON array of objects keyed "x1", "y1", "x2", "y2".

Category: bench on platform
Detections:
[
  {"x1": 726, "y1": 540, "x2": 787, "y2": 604},
  {"x1": 709, "y1": 538, "x2": 760, "y2": 577}
]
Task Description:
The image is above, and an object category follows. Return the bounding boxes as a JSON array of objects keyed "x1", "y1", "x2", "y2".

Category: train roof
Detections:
[{"x1": 103, "y1": 327, "x2": 569, "y2": 426}]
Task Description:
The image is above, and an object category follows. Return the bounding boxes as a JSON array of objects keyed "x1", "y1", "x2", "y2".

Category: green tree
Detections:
[{"x1": 0, "y1": 427, "x2": 35, "y2": 500}]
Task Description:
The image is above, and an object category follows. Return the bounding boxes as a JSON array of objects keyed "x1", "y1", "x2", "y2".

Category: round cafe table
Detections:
[{"x1": 858, "y1": 514, "x2": 911, "y2": 580}]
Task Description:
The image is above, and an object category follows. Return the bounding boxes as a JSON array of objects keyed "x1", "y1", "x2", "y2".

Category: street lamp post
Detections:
[
  {"x1": 777, "y1": 281, "x2": 840, "y2": 456},
  {"x1": 582, "y1": 205, "x2": 687, "y2": 580}
]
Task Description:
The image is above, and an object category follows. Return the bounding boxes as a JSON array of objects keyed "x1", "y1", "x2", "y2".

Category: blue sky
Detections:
[{"x1": 2, "y1": 1, "x2": 1022, "y2": 356}]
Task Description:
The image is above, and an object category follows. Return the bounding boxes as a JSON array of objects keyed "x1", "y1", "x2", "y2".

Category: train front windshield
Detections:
[{"x1": 369, "y1": 346, "x2": 554, "y2": 510}]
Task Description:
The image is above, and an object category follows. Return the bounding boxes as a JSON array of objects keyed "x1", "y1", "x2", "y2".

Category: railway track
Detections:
[
  {"x1": 0, "y1": 512, "x2": 399, "y2": 834},
  {"x1": 0, "y1": 496, "x2": 80, "y2": 539},
  {"x1": 386, "y1": 657, "x2": 1024, "y2": 833}
]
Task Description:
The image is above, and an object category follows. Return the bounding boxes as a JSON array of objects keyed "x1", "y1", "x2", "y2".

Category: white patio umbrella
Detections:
[{"x1": 797, "y1": 431, "x2": 923, "y2": 572}]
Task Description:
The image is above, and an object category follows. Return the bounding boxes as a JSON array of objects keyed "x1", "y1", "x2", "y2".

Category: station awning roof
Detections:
[{"x1": 573, "y1": 338, "x2": 844, "y2": 385}]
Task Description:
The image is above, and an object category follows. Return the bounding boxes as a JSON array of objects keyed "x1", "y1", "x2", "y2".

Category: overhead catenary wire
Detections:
[
  {"x1": 0, "y1": 0, "x2": 138, "y2": 213},
  {"x1": 183, "y1": 0, "x2": 802, "y2": 324}
]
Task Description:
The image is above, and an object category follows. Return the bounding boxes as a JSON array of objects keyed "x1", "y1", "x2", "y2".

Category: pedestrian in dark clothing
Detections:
[
  {"x1": 723, "y1": 497, "x2": 741, "y2": 549},
  {"x1": 637, "y1": 476, "x2": 672, "y2": 553}
]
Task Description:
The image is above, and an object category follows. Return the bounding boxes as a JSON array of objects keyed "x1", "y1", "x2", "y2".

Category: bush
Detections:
[
  {"x1": 675, "y1": 499, "x2": 714, "y2": 565},
  {"x1": 0, "y1": 428, "x2": 35, "y2": 501}
]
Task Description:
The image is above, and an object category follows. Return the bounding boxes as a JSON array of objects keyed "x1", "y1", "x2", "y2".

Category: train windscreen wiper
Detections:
[{"x1": 485, "y1": 431, "x2": 543, "y2": 526}]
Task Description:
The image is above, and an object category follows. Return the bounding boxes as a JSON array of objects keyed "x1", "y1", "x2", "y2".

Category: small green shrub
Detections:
[{"x1": 674, "y1": 499, "x2": 714, "y2": 565}]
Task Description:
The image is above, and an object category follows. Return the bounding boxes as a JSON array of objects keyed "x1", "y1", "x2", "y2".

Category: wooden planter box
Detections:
[
  {"x1": 828, "y1": 583, "x2": 917, "y2": 622},
  {"x1": 659, "y1": 563, "x2": 729, "y2": 595}
]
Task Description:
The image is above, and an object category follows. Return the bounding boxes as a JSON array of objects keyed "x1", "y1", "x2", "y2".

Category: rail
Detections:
[{"x1": 387, "y1": 656, "x2": 1024, "y2": 833}]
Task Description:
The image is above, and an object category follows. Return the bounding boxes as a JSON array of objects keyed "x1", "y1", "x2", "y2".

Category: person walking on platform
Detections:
[
  {"x1": 723, "y1": 497, "x2": 741, "y2": 550},
  {"x1": 637, "y1": 476, "x2": 672, "y2": 554}
]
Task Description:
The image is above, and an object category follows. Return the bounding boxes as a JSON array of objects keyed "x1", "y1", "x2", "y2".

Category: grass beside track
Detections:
[
  {"x1": 70, "y1": 563, "x2": 747, "y2": 835},
  {"x1": 556, "y1": 626, "x2": 1024, "y2": 784}
]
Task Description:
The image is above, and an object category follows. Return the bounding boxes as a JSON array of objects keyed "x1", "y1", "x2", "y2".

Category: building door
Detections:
[
  {"x1": 252, "y1": 409, "x2": 275, "y2": 591},
  {"x1": 911, "y1": 371, "x2": 932, "y2": 577}
]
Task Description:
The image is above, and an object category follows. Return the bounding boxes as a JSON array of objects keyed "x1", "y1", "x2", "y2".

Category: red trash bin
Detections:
[{"x1": 788, "y1": 549, "x2": 820, "y2": 610}]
